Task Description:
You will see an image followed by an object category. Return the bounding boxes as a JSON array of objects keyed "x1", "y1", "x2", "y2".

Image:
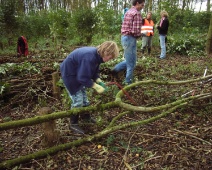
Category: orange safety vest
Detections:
[{"x1": 141, "y1": 19, "x2": 154, "y2": 36}]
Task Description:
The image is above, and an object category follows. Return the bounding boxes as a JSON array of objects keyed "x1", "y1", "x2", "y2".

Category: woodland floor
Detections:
[{"x1": 0, "y1": 49, "x2": 212, "y2": 170}]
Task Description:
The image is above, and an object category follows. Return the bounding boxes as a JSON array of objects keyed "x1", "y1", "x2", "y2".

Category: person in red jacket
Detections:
[
  {"x1": 60, "y1": 41, "x2": 119, "y2": 134},
  {"x1": 140, "y1": 11, "x2": 154, "y2": 55},
  {"x1": 17, "y1": 36, "x2": 28, "y2": 57}
]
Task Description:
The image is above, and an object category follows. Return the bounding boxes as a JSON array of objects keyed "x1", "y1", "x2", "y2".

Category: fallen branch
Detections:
[
  {"x1": 0, "y1": 102, "x2": 117, "y2": 131},
  {"x1": 108, "y1": 111, "x2": 131, "y2": 128},
  {"x1": 0, "y1": 104, "x2": 185, "y2": 169},
  {"x1": 117, "y1": 93, "x2": 211, "y2": 112}
]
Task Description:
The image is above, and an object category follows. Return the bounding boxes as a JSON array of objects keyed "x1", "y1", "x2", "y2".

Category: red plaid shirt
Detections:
[{"x1": 121, "y1": 6, "x2": 142, "y2": 37}]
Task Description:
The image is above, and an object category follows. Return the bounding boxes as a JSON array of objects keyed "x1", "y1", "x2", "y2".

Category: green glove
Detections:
[
  {"x1": 96, "y1": 78, "x2": 108, "y2": 91},
  {"x1": 92, "y1": 83, "x2": 105, "y2": 94},
  {"x1": 98, "y1": 82, "x2": 107, "y2": 89}
]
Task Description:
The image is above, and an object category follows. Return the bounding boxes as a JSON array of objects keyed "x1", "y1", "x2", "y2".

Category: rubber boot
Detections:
[
  {"x1": 148, "y1": 48, "x2": 151, "y2": 55},
  {"x1": 111, "y1": 69, "x2": 119, "y2": 79},
  {"x1": 81, "y1": 113, "x2": 96, "y2": 123},
  {"x1": 70, "y1": 114, "x2": 85, "y2": 134}
]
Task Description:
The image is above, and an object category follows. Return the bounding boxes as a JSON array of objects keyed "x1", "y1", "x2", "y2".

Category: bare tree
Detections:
[
  {"x1": 207, "y1": 0, "x2": 211, "y2": 12},
  {"x1": 206, "y1": 14, "x2": 212, "y2": 54},
  {"x1": 148, "y1": 0, "x2": 153, "y2": 11},
  {"x1": 16, "y1": 0, "x2": 25, "y2": 14},
  {"x1": 182, "y1": 0, "x2": 186, "y2": 10}
]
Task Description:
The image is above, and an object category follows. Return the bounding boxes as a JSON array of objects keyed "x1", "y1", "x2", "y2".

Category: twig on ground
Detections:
[
  {"x1": 119, "y1": 127, "x2": 139, "y2": 169},
  {"x1": 31, "y1": 159, "x2": 45, "y2": 170},
  {"x1": 78, "y1": 160, "x2": 82, "y2": 170},
  {"x1": 132, "y1": 156, "x2": 162, "y2": 169},
  {"x1": 144, "y1": 155, "x2": 162, "y2": 163},
  {"x1": 173, "y1": 129, "x2": 212, "y2": 145}
]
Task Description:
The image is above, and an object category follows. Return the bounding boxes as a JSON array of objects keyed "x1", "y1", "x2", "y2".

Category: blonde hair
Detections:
[
  {"x1": 147, "y1": 11, "x2": 152, "y2": 15},
  {"x1": 97, "y1": 41, "x2": 119, "y2": 59},
  {"x1": 161, "y1": 10, "x2": 168, "y2": 17}
]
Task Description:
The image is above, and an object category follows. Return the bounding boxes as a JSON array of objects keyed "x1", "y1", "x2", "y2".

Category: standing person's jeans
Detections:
[
  {"x1": 159, "y1": 35, "x2": 166, "y2": 59},
  {"x1": 113, "y1": 35, "x2": 137, "y2": 84}
]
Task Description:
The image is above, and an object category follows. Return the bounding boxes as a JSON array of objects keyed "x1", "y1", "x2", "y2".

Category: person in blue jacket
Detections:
[
  {"x1": 60, "y1": 41, "x2": 119, "y2": 134},
  {"x1": 122, "y1": 7, "x2": 129, "y2": 22}
]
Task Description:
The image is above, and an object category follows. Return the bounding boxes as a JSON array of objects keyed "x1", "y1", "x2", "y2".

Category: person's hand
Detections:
[
  {"x1": 92, "y1": 83, "x2": 105, "y2": 94},
  {"x1": 96, "y1": 78, "x2": 108, "y2": 90}
]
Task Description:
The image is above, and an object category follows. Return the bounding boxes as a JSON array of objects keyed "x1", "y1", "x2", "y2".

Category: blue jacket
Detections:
[{"x1": 60, "y1": 47, "x2": 104, "y2": 95}]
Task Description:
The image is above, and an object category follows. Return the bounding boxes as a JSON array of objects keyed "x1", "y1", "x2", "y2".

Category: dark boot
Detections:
[
  {"x1": 81, "y1": 113, "x2": 96, "y2": 123},
  {"x1": 111, "y1": 69, "x2": 119, "y2": 79},
  {"x1": 111, "y1": 69, "x2": 126, "y2": 80},
  {"x1": 148, "y1": 48, "x2": 151, "y2": 55},
  {"x1": 70, "y1": 114, "x2": 85, "y2": 134}
]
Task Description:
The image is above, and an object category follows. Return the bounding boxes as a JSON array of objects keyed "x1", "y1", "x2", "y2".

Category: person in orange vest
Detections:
[{"x1": 140, "y1": 11, "x2": 154, "y2": 55}]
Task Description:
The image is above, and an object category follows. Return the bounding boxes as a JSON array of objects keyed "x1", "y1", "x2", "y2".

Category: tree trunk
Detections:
[
  {"x1": 148, "y1": 0, "x2": 153, "y2": 11},
  {"x1": 206, "y1": 14, "x2": 212, "y2": 54},
  {"x1": 182, "y1": 0, "x2": 186, "y2": 11},
  {"x1": 207, "y1": 0, "x2": 211, "y2": 12},
  {"x1": 199, "y1": 0, "x2": 203, "y2": 12}
]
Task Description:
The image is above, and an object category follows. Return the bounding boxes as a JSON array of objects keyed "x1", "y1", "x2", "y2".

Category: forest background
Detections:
[{"x1": 0, "y1": 0, "x2": 211, "y2": 57}]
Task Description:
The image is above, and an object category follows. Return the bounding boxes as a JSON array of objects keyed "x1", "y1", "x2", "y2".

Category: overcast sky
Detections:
[{"x1": 194, "y1": 1, "x2": 208, "y2": 11}]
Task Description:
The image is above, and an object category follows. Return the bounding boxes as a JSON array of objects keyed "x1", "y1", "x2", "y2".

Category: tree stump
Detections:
[
  {"x1": 38, "y1": 107, "x2": 59, "y2": 147},
  {"x1": 52, "y1": 72, "x2": 61, "y2": 99}
]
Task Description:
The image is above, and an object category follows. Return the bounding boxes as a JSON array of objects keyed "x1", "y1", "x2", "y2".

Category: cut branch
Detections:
[
  {"x1": 0, "y1": 104, "x2": 185, "y2": 169},
  {"x1": 0, "y1": 102, "x2": 118, "y2": 131}
]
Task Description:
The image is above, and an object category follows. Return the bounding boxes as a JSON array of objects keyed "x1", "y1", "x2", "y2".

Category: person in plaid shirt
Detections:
[{"x1": 112, "y1": 0, "x2": 145, "y2": 85}]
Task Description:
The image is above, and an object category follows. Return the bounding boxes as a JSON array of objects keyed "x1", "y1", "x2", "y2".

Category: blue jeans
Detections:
[
  {"x1": 113, "y1": 35, "x2": 137, "y2": 84},
  {"x1": 159, "y1": 35, "x2": 166, "y2": 58},
  {"x1": 67, "y1": 87, "x2": 90, "y2": 109}
]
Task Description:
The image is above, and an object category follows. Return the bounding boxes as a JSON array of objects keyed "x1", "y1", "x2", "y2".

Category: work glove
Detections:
[
  {"x1": 96, "y1": 78, "x2": 108, "y2": 91},
  {"x1": 92, "y1": 83, "x2": 105, "y2": 94}
]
